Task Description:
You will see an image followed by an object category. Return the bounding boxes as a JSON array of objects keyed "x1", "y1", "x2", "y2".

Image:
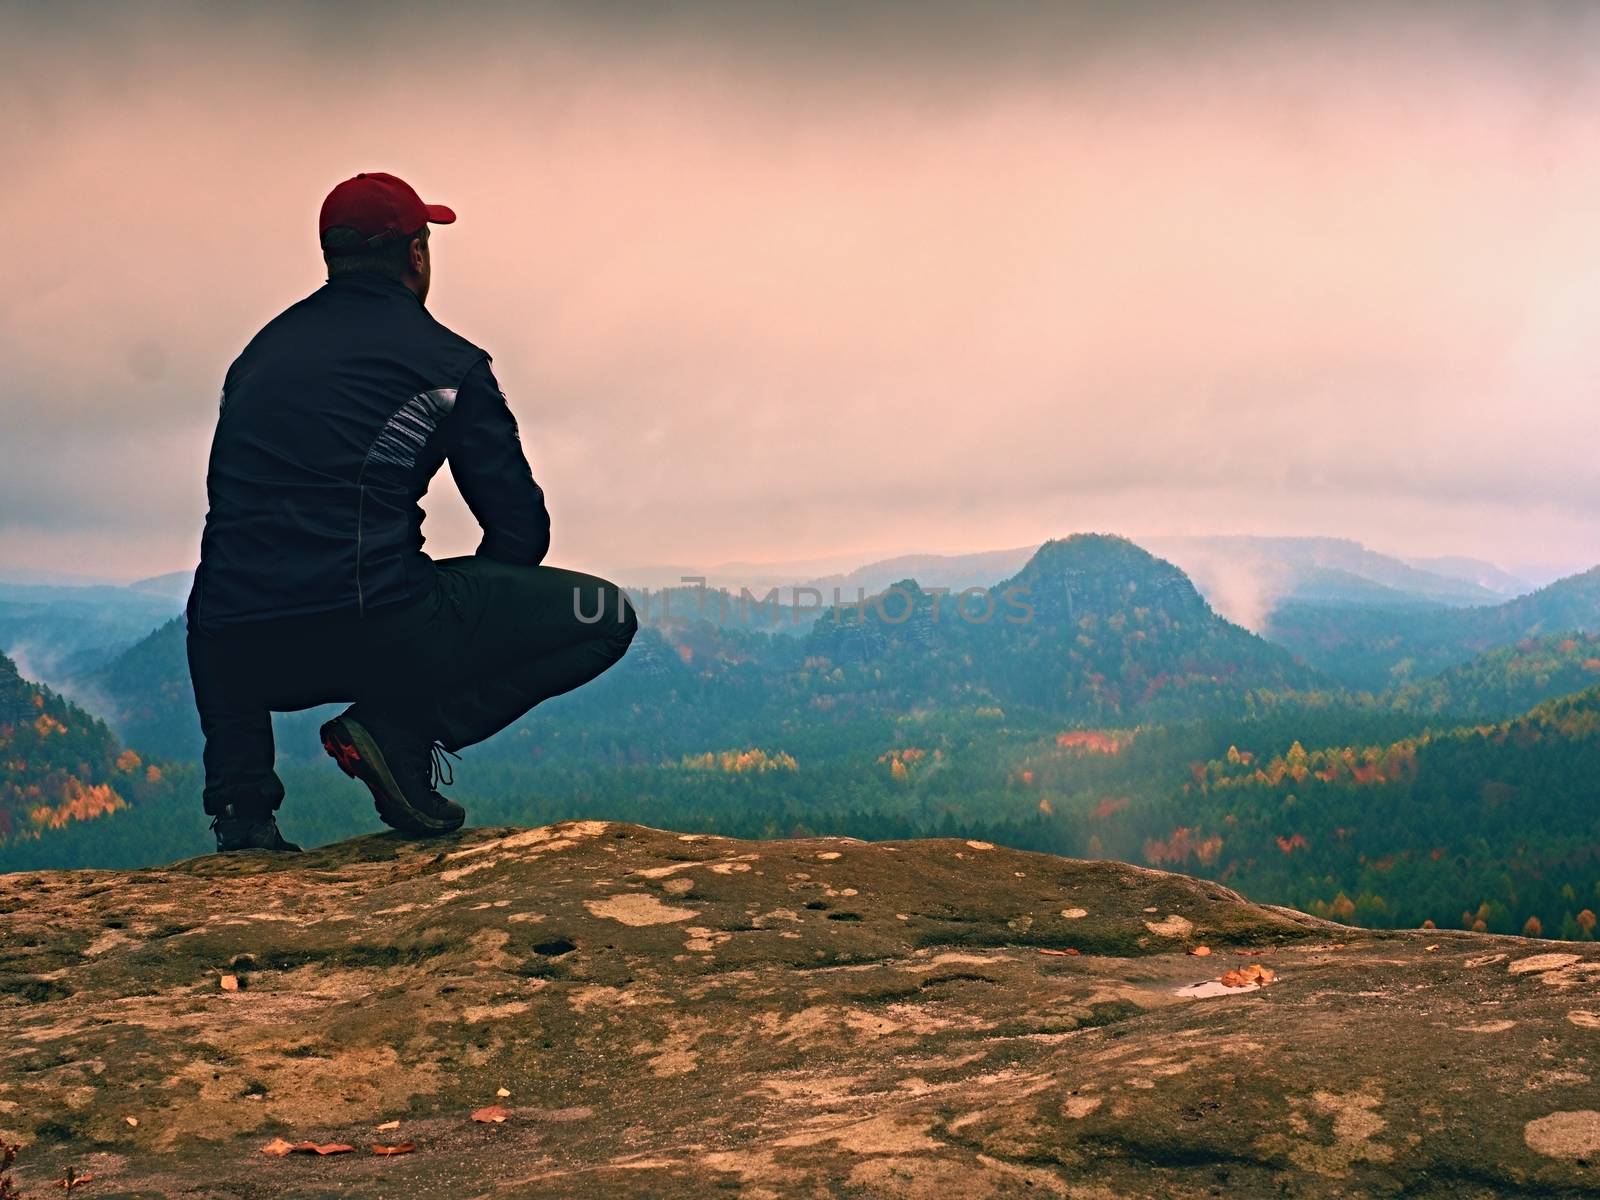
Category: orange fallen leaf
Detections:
[
  {"x1": 219, "y1": 975, "x2": 240, "y2": 992},
  {"x1": 124, "y1": 1116, "x2": 139, "y2": 1127},
  {"x1": 1216, "y1": 963, "x2": 1275, "y2": 988},
  {"x1": 496, "y1": 1087, "x2": 512, "y2": 1098},
  {"x1": 1190, "y1": 946, "x2": 1212, "y2": 957},
  {"x1": 1039, "y1": 948, "x2": 1076, "y2": 957},
  {"x1": 60, "y1": 1171, "x2": 95, "y2": 1191},
  {"x1": 262, "y1": 1138, "x2": 354, "y2": 1156},
  {"x1": 1424, "y1": 944, "x2": 1440, "y2": 952},
  {"x1": 472, "y1": 1105, "x2": 510, "y2": 1124},
  {"x1": 372, "y1": 1142, "x2": 415, "y2": 1156},
  {"x1": 375, "y1": 1120, "x2": 401, "y2": 1131}
]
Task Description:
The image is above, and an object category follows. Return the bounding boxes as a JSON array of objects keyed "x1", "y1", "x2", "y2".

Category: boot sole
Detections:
[
  {"x1": 216, "y1": 839, "x2": 303, "y2": 853},
  {"x1": 215, "y1": 834, "x2": 303, "y2": 853},
  {"x1": 319, "y1": 716, "x2": 462, "y2": 836}
]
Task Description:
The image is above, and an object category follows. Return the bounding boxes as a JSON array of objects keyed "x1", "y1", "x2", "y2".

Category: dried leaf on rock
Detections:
[
  {"x1": 263, "y1": 1138, "x2": 355, "y2": 1157},
  {"x1": 1216, "y1": 963, "x2": 1275, "y2": 988}
]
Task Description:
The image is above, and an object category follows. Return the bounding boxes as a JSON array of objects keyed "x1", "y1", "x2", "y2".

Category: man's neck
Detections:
[{"x1": 326, "y1": 272, "x2": 426, "y2": 307}]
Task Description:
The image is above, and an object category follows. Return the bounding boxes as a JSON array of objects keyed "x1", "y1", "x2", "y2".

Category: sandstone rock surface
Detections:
[{"x1": 2, "y1": 821, "x2": 1598, "y2": 1197}]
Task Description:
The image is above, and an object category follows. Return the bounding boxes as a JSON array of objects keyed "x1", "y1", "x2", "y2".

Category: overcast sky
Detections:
[{"x1": 3, "y1": 0, "x2": 1599, "y2": 584}]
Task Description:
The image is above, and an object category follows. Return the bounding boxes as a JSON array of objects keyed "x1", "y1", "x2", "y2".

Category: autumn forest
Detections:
[{"x1": 4, "y1": 534, "x2": 1600, "y2": 944}]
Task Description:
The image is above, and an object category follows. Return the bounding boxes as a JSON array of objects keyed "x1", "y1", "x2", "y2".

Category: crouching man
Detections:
[{"x1": 186, "y1": 172, "x2": 636, "y2": 852}]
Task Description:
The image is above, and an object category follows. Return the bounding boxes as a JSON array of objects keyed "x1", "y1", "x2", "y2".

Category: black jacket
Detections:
[{"x1": 187, "y1": 273, "x2": 549, "y2": 631}]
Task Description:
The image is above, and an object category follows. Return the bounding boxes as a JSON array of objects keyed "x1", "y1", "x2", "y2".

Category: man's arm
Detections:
[{"x1": 444, "y1": 358, "x2": 551, "y2": 566}]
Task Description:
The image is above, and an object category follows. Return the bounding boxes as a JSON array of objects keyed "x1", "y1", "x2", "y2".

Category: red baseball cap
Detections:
[{"x1": 318, "y1": 172, "x2": 455, "y2": 253}]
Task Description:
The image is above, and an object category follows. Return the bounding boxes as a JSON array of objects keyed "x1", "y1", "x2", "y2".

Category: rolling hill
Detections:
[
  {"x1": 0, "y1": 580, "x2": 185, "y2": 688},
  {"x1": 804, "y1": 534, "x2": 1322, "y2": 719},
  {"x1": 625, "y1": 536, "x2": 1524, "y2": 636},
  {"x1": 80, "y1": 535, "x2": 1326, "y2": 765},
  {"x1": 1267, "y1": 565, "x2": 1600, "y2": 688},
  {"x1": 1387, "y1": 630, "x2": 1600, "y2": 720}
]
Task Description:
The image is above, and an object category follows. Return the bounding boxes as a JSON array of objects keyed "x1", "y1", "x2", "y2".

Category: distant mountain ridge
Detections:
[
  {"x1": 79, "y1": 535, "x2": 1321, "y2": 763},
  {"x1": 801, "y1": 535, "x2": 1322, "y2": 721},
  {"x1": 626, "y1": 535, "x2": 1525, "y2": 635},
  {"x1": 71, "y1": 534, "x2": 1597, "y2": 761},
  {"x1": 1402, "y1": 553, "x2": 1528, "y2": 597},
  {"x1": 0, "y1": 580, "x2": 185, "y2": 689},
  {"x1": 1142, "y1": 535, "x2": 1515, "y2": 631},
  {"x1": 1268, "y1": 565, "x2": 1600, "y2": 689},
  {"x1": 127, "y1": 570, "x2": 194, "y2": 601}
]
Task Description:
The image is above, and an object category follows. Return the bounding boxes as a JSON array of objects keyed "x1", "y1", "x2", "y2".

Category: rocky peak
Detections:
[{"x1": 2, "y1": 821, "x2": 1597, "y2": 1196}]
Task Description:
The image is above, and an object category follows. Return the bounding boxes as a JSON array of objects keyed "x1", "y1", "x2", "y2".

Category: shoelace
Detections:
[{"x1": 429, "y1": 742, "x2": 461, "y2": 789}]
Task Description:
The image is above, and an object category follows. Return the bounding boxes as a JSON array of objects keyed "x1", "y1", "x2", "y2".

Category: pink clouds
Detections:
[{"x1": 2, "y1": 3, "x2": 1598, "y2": 582}]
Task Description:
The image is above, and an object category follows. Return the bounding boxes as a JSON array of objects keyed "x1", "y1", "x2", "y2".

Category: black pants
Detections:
[{"x1": 187, "y1": 557, "x2": 637, "y2": 816}]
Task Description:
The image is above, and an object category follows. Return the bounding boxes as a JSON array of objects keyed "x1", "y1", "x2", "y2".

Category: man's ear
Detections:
[{"x1": 409, "y1": 236, "x2": 428, "y2": 274}]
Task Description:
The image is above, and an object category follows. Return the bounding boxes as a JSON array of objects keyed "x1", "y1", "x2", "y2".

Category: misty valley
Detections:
[{"x1": 4, "y1": 532, "x2": 1599, "y2": 944}]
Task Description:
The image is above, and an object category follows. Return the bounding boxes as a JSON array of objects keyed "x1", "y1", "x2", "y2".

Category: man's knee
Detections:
[
  {"x1": 609, "y1": 587, "x2": 639, "y2": 659},
  {"x1": 568, "y1": 575, "x2": 636, "y2": 650}
]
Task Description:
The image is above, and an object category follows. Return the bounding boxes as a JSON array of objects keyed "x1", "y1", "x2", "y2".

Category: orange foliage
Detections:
[
  {"x1": 33, "y1": 714, "x2": 66, "y2": 737},
  {"x1": 116, "y1": 749, "x2": 142, "y2": 772},
  {"x1": 1143, "y1": 826, "x2": 1223, "y2": 867},
  {"x1": 878, "y1": 748, "x2": 928, "y2": 780},
  {"x1": 678, "y1": 748, "x2": 797, "y2": 773},
  {"x1": 1275, "y1": 833, "x2": 1308, "y2": 855},
  {"x1": 1210, "y1": 739, "x2": 1418, "y2": 791},
  {"x1": 1092, "y1": 796, "x2": 1129, "y2": 820},
  {"x1": 1055, "y1": 730, "x2": 1131, "y2": 755},
  {"x1": 29, "y1": 779, "x2": 126, "y2": 829}
]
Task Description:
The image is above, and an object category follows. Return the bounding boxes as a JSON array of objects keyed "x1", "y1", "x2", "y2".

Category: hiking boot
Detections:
[
  {"x1": 212, "y1": 809, "x2": 302, "y2": 853},
  {"x1": 319, "y1": 709, "x2": 465, "y2": 836}
]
